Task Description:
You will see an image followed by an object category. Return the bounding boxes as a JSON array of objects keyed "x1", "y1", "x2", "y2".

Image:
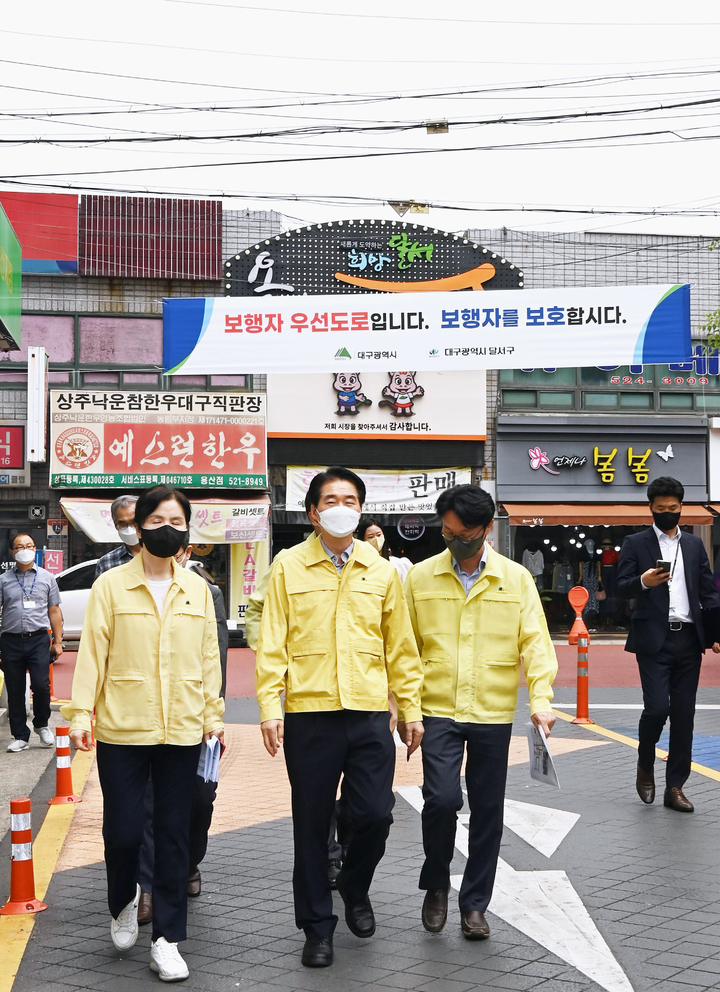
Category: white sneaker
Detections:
[
  {"x1": 35, "y1": 727, "x2": 54, "y2": 747},
  {"x1": 110, "y1": 884, "x2": 140, "y2": 950},
  {"x1": 150, "y1": 937, "x2": 190, "y2": 982},
  {"x1": 7, "y1": 739, "x2": 30, "y2": 753}
]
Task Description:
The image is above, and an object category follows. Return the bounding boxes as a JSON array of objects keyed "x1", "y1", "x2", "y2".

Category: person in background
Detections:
[
  {"x1": 357, "y1": 516, "x2": 412, "y2": 582},
  {"x1": 94, "y1": 494, "x2": 140, "y2": 581},
  {"x1": 255, "y1": 466, "x2": 424, "y2": 969},
  {"x1": 63, "y1": 485, "x2": 223, "y2": 983},
  {"x1": 1, "y1": 533, "x2": 63, "y2": 753},
  {"x1": 617, "y1": 476, "x2": 720, "y2": 812},
  {"x1": 404, "y1": 484, "x2": 557, "y2": 940},
  {"x1": 136, "y1": 543, "x2": 229, "y2": 925}
]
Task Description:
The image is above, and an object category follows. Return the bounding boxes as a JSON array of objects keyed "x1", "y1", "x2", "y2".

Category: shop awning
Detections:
[
  {"x1": 501, "y1": 503, "x2": 714, "y2": 526},
  {"x1": 60, "y1": 496, "x2": 270, "y2": 545}
]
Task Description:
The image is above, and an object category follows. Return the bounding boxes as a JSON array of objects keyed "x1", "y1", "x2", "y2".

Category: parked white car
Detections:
[{"x1": 55, "y1": 559, "x2": 99, "y2": 639}]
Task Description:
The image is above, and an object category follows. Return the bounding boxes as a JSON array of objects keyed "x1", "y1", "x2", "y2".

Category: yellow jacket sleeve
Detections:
[
  {"x1": 403, "y1": 570, "x2": 424, "y2": 656},
  {"x1": 382, "y1": 569, "x2": 423, "y2": 723},
  {"x1": 245, "y1": 563, "x2": 272, "y2": 652},
  {"x1": 518, "y1": 569, "x2": 558, "y2": 714},
  {"x1": 201, "y1": 582, "x2": 225, "y2": 734},
  {"x1": 60, "y1": 578, "x2": 111, "y2": 733},
  {"x1": 255, "y1": 561, "x2": 290, "y2": 722}
]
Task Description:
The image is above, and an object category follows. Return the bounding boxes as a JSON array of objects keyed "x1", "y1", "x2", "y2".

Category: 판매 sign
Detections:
[
  {"x1": 50, "y1": 390, "x2": 267, "y2": 488},
  {"x1": 286, "y1": 465, "x2": 471, "y2": 514}
]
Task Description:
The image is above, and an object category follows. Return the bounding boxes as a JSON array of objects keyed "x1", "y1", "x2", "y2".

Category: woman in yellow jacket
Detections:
[{"x1": 63, "y1": 485, "x2": 224, "y2": 983}]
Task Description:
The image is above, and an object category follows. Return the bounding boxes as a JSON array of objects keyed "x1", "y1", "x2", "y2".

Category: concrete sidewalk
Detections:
[{"x1": 6, "y1": 693, "x2": 720, "y2": 992}]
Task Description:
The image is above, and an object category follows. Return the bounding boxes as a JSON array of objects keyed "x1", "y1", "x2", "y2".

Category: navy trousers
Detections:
[
  {"x1": 283, "y1": 710, "x2": 395, "y2": 938},
  {"x1": 96, "y1": 741, "x2": 200, "y2": 943},
  {"x1": 0, "y1": 630, "x2": 51, "y2": 741},
  {"x1": 420, "y1": 716, "x2": 512, "y2": 913},
  {"x1": 636, "y1": 623, "x2": 702, "y2": 788}
]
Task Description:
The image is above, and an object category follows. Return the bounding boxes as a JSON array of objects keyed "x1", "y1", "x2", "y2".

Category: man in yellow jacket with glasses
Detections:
[
  {"x1": 403, "y1": 484, "x2": 557, "y2": 941},
  {"x1": 256, "y1": 466, "x2": 424, "y2": 970}
]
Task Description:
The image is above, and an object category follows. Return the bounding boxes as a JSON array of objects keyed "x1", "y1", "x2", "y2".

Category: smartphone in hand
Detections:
[{"x1": 656, "y1": 559, "x2": 671, "y2": 573}]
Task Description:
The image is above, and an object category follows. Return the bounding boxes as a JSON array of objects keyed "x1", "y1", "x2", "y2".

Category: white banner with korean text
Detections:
[
  {"x1": 163, "y1": 285, "x2": 691, "y2": 374},
  {"x1": 286, "y1": 466, "x2": 472, "y2": 515}
]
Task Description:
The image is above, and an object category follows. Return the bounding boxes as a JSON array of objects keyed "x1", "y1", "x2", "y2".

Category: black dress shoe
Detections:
[
  {"x1": 335, "y1": 872, "x2": 375, "y2": 938},
  {"x1": 636, "y1": 762, "x2": 655, "y2": 804},
  {"x1": 137, "y1": 891, "x2": 152, "y2": 925},
  {"x1": 422, "y1": 888, "x2": 449, "y2": 932},
  {"x1": 187, "y1": 865, "x2": 202, "y2": 897},
  {"x1": 664, "y1": 787, "x2": 694, "y2": 812},
  {"x1": 461, "y1": 910, "x2": 490, "y2": 940},
  {"x1": 302, "y1": 934, "x2": 333, "y2": 968},
  {"x1": 327, "y1": 859, "x2": 342, "y2": 890}
]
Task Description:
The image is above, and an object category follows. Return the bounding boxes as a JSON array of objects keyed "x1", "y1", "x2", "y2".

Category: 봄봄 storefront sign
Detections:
[
  {"x1": 496, "y1": 416, "x2": 708, "y2": 503},
  {"x1": 50, "y1": 390, "x2": 267, "y2": 488},
  {"x1": 286, "y1": 466, "x2": 471, "y2": 515},
  {"x1": 163, "y1": 284, "x2": 691, "y2": 375},
  {"x1": 223, "y1": 221, "x2": 521, "y2": 296},
  {"x1": 267, "y1": 370, "x2": 486, "y2": 440}
]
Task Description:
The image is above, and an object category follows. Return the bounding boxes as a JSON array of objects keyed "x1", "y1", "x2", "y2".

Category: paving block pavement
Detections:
[{"x1": 6, "y1": 693, "x2": 720, "y2": 991}]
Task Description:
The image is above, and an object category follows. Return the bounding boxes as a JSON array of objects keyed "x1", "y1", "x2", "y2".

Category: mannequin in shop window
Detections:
[{"x1": 521, "y1": 540, "x2": 545, "y2": 590}]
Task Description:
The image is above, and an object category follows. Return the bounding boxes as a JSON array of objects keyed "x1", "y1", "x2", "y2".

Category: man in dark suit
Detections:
[{"x1": 617, "y1": 477, "x2": 720, "y2": 812}]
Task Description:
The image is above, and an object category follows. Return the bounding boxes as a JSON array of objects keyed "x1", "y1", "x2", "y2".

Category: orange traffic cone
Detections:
[
  {"x1": 48, "y1": 726, "x2": 82, "y2": 805},
  {"x1": 0, "y1": 799, "x2": 47, "y2": 915}
]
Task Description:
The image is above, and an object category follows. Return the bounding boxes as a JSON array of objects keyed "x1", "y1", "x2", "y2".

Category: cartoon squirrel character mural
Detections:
[
  {"x1": 378, "y1": 372, "x2": 425, "y2": 417},
  {"x1": 332, "y1": 372, "x2": 373, "y2": 415}
]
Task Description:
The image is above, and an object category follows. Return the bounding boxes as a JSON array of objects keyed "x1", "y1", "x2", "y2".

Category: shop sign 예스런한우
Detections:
[
  {"x1": 163, "y1": 285, "x2": 691, "y2": 375},
  {"x1": 49, "y1": 390, "x2": 267, "y2": 489}
]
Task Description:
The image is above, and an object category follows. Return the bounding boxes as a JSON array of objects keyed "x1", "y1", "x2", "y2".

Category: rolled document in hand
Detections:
[
  {"x1": 526, "y1": 722, "x2": 560, "y2": 789},
  {"x1": 197, "y1": 737, "x2": 222, "y2": 783}
]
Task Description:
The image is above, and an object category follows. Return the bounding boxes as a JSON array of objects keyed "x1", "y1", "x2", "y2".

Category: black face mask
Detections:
[
  {"x1": 443, "y1": 530, "x2": 486, "y2": 562},
  {"x1": 652, "y1": 510, "x2": 681, "y2": 533},
  {"x1": 140, "y1": 525, "x2": 188, "y2": 558}
]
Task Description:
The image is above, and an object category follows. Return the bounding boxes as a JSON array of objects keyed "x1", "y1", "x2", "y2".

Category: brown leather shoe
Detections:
[
  {"x1": 664, "y1": 787, "x2": 694, "y2": 812},
  {"x1": 461, "y1": 910, "x2": 490, "y2": 940},
  {"x1": 137, "y1": 891, "x2": 152, "y2": 925},
  {"x1": 636, "y1": 763, "x2": 655, "y2": 804},
  {"x1": 422, "y1": 888, "x2": 449, "y2": 932},
  {"x1": 187, "y1": 865, "x2": 202, "y2": 897}
]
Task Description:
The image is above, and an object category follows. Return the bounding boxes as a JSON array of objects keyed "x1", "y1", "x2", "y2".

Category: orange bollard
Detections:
[
  {"x1": 0, "y1": 799, "x2": 47, "y2": 915},
  {"x1": 48, "y1": 726, "x2": 82, "y2": 805},
  {"x1": 567, "y1": 586, "x2": 594, "y2": 725}
]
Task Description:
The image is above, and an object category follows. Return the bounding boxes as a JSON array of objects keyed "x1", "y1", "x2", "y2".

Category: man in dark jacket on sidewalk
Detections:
[{"x1": 617, "y1": 476, "x2": 720, "y2": 812}]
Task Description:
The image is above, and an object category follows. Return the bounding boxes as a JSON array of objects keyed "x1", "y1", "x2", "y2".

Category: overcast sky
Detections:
[{"x1": 3, "y1": 0, "x2": 720, "y2": 235}]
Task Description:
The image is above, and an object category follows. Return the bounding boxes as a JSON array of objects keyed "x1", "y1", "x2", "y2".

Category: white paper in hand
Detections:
[
  {"x1": 526, "y1": 721, "x2": 560, "y2": 788},
  {"x1": 197, "y1": 736, "x2": 221, "y2": 783}
]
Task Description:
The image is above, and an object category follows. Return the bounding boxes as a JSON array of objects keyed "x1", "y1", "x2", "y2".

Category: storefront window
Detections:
[
  {"x1": 660, "y1": 393, "x2": 693, "y2": 409},
  {"x1": 499, "y1": 368, "x2": 576, "y2": 385},
  {"x1": 579, "y1": 366, "x2": 657, "y2": 386},
  {"x1": 502, "y1": 389, "x2": 537, "y2": 406},
  {"x1": 584, "y1": 392, "x2": 618, "y2": 407},
  {"x1": 538, "y1": 391, "x2": 574, "y2": 407},
  {"x1": 619, "y1": 392, "x2": 653, "y2": 408},
  {"x1": 697, "y1": 394, "x2": 720, "y2": 410}
]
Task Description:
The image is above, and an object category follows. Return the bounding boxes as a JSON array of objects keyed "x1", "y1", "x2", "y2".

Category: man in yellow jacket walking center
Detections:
[
  {"x1": 255, "y1": 467, "x2": 424, "y2": 969},
  {"x1": 404, "y1": 484, "x2": 558, "y2": 940}
]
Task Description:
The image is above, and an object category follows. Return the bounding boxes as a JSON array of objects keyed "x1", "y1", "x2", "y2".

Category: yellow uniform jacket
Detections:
[
  {"x1": 62, "y1": 554, "x2": 224, "y2": 745},
  {"x1": 404, "y1": 546, "x2": 557, "y2": 723},
  {"x1": 255, "y1": 537, "x2": 423, "y2": 723},
  {"x1": 244, "y1": 533, "x2": 317, "y2": 652}
]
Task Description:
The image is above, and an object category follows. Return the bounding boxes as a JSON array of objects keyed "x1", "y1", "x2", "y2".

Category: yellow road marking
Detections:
[
  {"x1": 553, "y1": 707, "x2": 720, "y2": 783},
  {"x1": 0, "y1": 748, "x2": 95, "y2": 992}
]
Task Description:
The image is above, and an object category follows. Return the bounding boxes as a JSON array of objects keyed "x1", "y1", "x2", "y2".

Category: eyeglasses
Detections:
[{"x1": 13, "y1": 544, "x2": 35, "y2": 551}]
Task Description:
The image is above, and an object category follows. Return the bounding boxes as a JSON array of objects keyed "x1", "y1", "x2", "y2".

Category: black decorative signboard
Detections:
[{"x1": 224, "y1": 219, "x2": 522, "y2": 297}]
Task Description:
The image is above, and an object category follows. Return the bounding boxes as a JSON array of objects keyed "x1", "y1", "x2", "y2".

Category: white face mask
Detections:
[
  {"x1": 117, "y1": 525, "x2": 140, "y2": 546},
  {"x1": 317, "y1": 505, "x2": 361, "y2": 539},
  {"x1": 14, "y1": 549, "x2": 35, "y2": 564}
]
